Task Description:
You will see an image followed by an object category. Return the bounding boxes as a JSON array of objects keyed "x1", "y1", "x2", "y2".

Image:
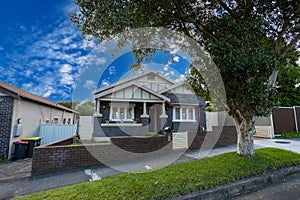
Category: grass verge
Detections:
[
  {"x1": 275, "y1": 132, "x2": 300, "y2": 139},
  {"x1": 16, "y1": 148, "x2": 300, "y2": 200}
]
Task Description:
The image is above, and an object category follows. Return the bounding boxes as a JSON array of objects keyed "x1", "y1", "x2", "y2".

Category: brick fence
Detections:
[
  {"x1": 32, "y1": 127, "x2": 237, "y2": 174},
  {"x1": 32, "y1": 136, "x2": 172, "y2": 174},
  {"x1": 188, "y1": 126, "x2": 237, "y2": 150}
]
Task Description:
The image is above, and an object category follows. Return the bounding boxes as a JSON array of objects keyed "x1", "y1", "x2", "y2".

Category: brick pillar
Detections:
[{"x1": 0, "y1": 97, "x2": 14, "y2": 159}]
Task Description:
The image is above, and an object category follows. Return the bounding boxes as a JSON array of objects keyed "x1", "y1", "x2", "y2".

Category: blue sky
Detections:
[{"x1": 0, "y1": 0, "x2": 189, "y2": 103}]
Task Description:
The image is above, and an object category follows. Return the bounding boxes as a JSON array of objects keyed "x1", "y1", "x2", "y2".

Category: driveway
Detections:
[{"x1": 254, "y1": 138, "x2": 300, "y2": 154}]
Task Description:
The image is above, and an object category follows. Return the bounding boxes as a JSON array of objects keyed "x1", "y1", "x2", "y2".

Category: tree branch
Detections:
[
  {"x1": 216, "y1": 0, "x2": 238, "y2": 19},
  {"x1": 275, "y1": 15, "x2": 288, "y2": 53},
  {"x1": 281, "y1": 34, "x2": 300, "y2": 58},
  {"x1": 170, "y1": 0, "x2": 218, "y2": 42}
]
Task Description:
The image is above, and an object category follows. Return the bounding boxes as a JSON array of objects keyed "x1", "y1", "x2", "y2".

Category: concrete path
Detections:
[
  {"x1": 254, "y1": 138, "x2": 300, "y2": 154},
  {"x1": 0, "y1": 151, "x2": 194, "y2": 199},
  {"x1": 185, "y1": 138, "x2": 300, "y2": 160},
  {"x1": 1, "y1": 138, "x2": 300, "y2": 199}
]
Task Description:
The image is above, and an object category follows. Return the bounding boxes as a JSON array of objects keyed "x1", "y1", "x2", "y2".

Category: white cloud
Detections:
[
  {"x1": 96, "y1": 57, "x2": 106, "y2": 65},
  {"x1": 43, "y1": 90, "x2": 52, "y2": 98},
  {"x1": 175, "y1": 74, "x2": 186, "y2": 82},
  {"x1": 101, "y1": 80, "x2": 110, "y2": 87},
  {"x1": 0, "y1": 46, "x2": 4, "y2": 51},
  {"x1": 60, "y1": 73, "x2": 74, "y2": 85},
  {"x1": 60, "y1": 64, "x2": 73, "y2": 73},
  {"x1": 84, "y1": 80, "x2": 96, "y2": 89},
  {"x1": 22, "y1": 82, "x2": 33, "y2": 89},
  {"x1": 173, "y1": 56, "x2": 180, "y2": 62},
  {"x1": 109, "y1": 66, "x2": 116, "y2": 75}
]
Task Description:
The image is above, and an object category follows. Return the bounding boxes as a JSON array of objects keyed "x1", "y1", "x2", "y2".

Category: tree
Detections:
[
  {"x1": 76, "y1": 101, "x2": 95, "y2": 116},
  {"x1": 70, "y1": 0, "x2": 300, "y2": 156},
  {"x1": 274, "y1": 63, "x2": 300, "y2": 107},
  {"x1": 58, "y1": 101, "x2": 80, "y2": 109}
]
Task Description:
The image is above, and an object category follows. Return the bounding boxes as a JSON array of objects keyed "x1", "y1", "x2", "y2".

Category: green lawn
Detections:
[
  {"x1": 275, "y1": 132, "x2": 300, "y2": 139},
  {"x1": 17, "y1": 148, "x2": 300, "y2": 200}
]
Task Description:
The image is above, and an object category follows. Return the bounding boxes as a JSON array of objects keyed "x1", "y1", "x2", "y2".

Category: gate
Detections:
[
  {"x1": 172, "y1": 132, "x2": 188, "y2": 150},
  {"x1": 272, "y1": 106, "x2": 299, "y2": 135}
]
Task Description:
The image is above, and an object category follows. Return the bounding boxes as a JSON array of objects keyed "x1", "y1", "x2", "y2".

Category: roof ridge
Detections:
[{"x1": 0, "y1": 82, "x2": 77, "y2": 113}]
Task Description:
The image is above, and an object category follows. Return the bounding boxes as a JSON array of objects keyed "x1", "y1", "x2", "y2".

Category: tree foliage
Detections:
[
  {"x1": 76, "y1": 101, "x2": 95, "y2": 116},
  {"x1": 275, "y1": 63, "x2": 300, "y2": 107},
  {"x1": 70, "y1": 0, "x2": 300, "y2": 156},
  {"x1": 58, "y1": 101, "x2": 94, "y2": 116},
  {"x1": 58, "y1": 101, "x2": 80, "y2": 109}
]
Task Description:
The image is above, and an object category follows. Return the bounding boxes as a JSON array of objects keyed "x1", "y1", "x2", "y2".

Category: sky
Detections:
[{"x1": 0, "y1": 0, "x2": 190, "y2": 103}]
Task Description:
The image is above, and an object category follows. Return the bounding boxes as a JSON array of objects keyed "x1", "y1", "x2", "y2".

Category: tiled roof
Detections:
[{"x1": 0, "y1": 82, "x2": 77, "y2": 113}]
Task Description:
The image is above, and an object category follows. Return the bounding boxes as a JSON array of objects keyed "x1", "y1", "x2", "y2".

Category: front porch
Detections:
[{"x1": 93, "y1": 100, "x2": 170, "y2": 137}]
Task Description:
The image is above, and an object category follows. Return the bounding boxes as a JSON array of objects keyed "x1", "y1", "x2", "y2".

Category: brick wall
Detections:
[
  {"x1": 188, "y1": 126, "x2": 237, "y2": 150},
  {"x1": 32, "y1": 127, "x2": 237, "y2": 174},
  {"x1": 0, "y1": 96, "x2": 14, "y2": 159},
  {"x1": 110, "y1": 136, "x2": 170, "y2": 153},
  {"x1": 32, "y1": 136, "x2": 172, "y2": 174}
]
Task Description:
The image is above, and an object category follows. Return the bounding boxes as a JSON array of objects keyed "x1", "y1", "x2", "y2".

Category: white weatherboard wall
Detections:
[{"x1": 39, "y1": 124, "x2": 77, "y2": 145}]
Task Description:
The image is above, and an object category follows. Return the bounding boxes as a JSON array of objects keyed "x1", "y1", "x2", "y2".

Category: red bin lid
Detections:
[{"x1": 13, "y1": 141, "x2": 28, "y2": 145}]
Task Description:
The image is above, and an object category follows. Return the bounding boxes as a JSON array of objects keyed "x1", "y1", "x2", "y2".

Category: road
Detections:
[{"x1": 232, "y1": 172, "x2": 300, "y2": 200}]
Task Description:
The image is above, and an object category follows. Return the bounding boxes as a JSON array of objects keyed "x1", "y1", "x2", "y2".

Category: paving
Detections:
[{"x1": 1, "y1": 138, "x2": 300, "y2": 199}]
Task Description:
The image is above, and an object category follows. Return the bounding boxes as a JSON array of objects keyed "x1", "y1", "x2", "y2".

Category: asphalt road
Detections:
[{"x1": 232, "y1": 172, "x2": 300, "y2": 200}]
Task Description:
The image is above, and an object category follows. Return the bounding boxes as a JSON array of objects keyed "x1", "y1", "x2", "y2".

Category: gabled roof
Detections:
[
  {"x1": 94, "y1": 71, "x2": 175, "y2": 95},
  {"x1": 0, "y1": 82, "x2": 77, "y2": 113},
  {"x1": 159, "y1": 81, "x2": 186, "y2": 93},
  {"x1": 95, "y1": 81, "x2": 170, "y2": 102}
]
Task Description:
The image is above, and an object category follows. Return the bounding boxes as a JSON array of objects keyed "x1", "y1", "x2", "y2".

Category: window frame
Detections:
[
  {"x1": 172, "y1": 106, "x2": 196, "y2": 122},
  {"x1": 109, "y1": 104, "x2": 135, "y2": 121}
]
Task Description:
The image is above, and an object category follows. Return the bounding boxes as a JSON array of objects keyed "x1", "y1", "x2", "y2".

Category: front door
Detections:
[{"x1": 149, "y1": 104, "x2": 162, "y2": 133}]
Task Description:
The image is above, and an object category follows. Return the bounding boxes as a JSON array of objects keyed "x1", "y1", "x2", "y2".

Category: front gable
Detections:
[
  {"x1": 96, "y1": 82, "x2": 170, "y2": 102},
  {"x1": 94, "y1": 71, "x2": 175, "y2": 95},
  {"x1": 160, "y1": 82, "x2": 195, "y2": 95}
]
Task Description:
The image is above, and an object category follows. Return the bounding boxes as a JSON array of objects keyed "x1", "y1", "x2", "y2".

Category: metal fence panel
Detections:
[{"x1": 39, "y1": 124, "x2": 77, "y2": 145}]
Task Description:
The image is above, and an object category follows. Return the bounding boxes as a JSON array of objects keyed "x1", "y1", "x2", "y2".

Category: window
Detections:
[
  {"x1": 173, "y1": 106, "x2": 196, "y2": 121},
  {"x1": 110, "y1": 105, "x2": 135, "y2": 121},
  {"x1": 53, "y1": 117, "x2": 59, "y2": 124}
]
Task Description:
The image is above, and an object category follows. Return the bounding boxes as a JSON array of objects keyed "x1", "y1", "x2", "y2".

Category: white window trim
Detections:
[
  {"x1": 109, "y1": 104, "x2": 135, "y2": 121},
  {"x1": 172, "y1": 106, "x2": 196, "y2": 122}
]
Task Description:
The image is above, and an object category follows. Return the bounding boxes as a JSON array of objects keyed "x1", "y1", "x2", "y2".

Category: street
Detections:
[{"x1": 232, "y1": 172, "x2": 300, "y2": 200}]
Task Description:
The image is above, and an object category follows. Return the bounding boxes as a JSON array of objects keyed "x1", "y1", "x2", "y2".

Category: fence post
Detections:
[{"x1": 294, "y1": 106, "x2": 299, "y2": 133}]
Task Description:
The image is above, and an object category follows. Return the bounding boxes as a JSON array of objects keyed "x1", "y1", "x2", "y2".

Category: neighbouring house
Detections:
[
  {"x1": 0, "y1": 82, "x2": 79, "y2": 159},
  {"x1": 93, "y1": 71, "x2": 206, "y2": 137}
]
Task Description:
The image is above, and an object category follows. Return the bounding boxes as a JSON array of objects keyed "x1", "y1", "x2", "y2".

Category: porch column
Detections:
[
  {"x1": 141, "y1": 102, "x2": 149, "y2": 118},
  {"x1": 93, "y1": 98, "x2": 102, "y2": 117},
  {"x1": 141, "y1": 102, "x2": 149, "y2": 126},
  {"x1": 160, "y1": 101, "x2": 168, "y2": 118}
]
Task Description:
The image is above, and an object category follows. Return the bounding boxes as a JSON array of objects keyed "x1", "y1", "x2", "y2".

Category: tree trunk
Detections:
[{"x1": 233, "y1": 115, "x2": 256, "y2": 156}]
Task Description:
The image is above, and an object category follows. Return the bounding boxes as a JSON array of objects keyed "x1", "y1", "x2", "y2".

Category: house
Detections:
[
  {"x1": 93, "y1": 71, "x2": 206, "y2": 137},
  {"x1": 0, "y1": 82, "x2": 79, "y2": 159}
]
